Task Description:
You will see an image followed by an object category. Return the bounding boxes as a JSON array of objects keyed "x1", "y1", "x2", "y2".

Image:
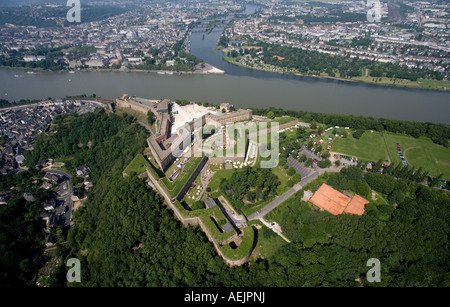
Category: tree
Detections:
[
  {"x1": 287, "y1": 167, "x2": 296, "y2": 176},
  {"x1": 267, "y1": 111, "x2": 275, "y2": 119},
  {"x1": 298, "y1": 154, "x2": 307, "y2": 163},
  {"x1": 230, "y1": 50, "x2": 239, "y2": 58},
  {"x1": 353, "y1": 130, "x2": 364, "y2": 139},
  {"x1": 147, "y1": 111, "x2": 155, "y2": 125},
  {"x1": 356, "y1": 182, "x2": 371, "y2": 198},
  {"x1": 317, "y1": 159, "x2": 331, "y2": 168},
  {"x1": 191, "y1": 200, "x2": 204, "y2": 210},
  {"x1": 388, "y1": 190, "x2": 405, "y2": 204},
  {"x1": 292, "y1": 173, "x2": 301, "y2": 184}
]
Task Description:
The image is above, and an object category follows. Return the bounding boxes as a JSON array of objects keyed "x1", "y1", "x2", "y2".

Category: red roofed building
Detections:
[
  {"x1": 345, "y1": 194, "x2": 369, "y2": 215},
  {"x1": 309, "y1": 184, "x2": 369, "y2": 216}
]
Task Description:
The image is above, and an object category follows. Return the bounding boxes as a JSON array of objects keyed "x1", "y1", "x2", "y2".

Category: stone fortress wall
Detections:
[{"x1": 120, "y1": 95, "x2": 252, "y2": 173}]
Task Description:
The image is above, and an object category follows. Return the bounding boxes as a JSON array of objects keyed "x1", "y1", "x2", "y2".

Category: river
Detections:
[{"x1": 0, "y1": 4, "x2": 449, "y2": 124}]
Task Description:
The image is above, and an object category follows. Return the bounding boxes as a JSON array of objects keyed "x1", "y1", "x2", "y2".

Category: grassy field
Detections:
[
  {"x1": 123, "y1": 153, "x2": 149, "y2": 176},
  {"x1": 220, "y1": 226, "x2": 256, "y2": 261},
  {"x1": 383, "y1": 133, "x2": 450, "y2": 179},
  {"x1": 255, "y1": 224, "x2": 289, "y2": 259},
  {"x1": 416, "y1": 79, "x2": 450, "y2": 90},
  {"x1": 339, "y1": 76, "x2": 450, "y2": 91},
  {"x1": 271, "y1": 116, "x2": 297, "y2": 125},
  {"x1": 271, "y1": 165, "x2": 297, "y2": 195},
  {"x1": 161, "y1": 156, "x2": 204, "y2": 198},
  {"x1": 331, "y1": 130, "x2": 450, "y2": 179},
  {"x1": 331, "y1": 131, "x2": 389, "y2": 162},
  {"x1": 207, "y1": 169, "x2": 235, "y2": 195}
]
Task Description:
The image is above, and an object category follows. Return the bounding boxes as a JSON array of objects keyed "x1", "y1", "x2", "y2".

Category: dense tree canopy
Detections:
[
  {"x1": 219, "y1": 166, "x2": 280, "y2": 214},
  {"x1": 2, "y1": 111, "x2": 448, "y2": 287},
  {"x1": 251, "y1": 41, "x2": 444, "y2": 81}
]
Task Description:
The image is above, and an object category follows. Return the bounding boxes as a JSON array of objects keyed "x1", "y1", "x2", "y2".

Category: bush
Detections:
[
  {"x1": 317, "y1": 159, "x2": 331, "y2": 168},
  {"x1": 321, "y1": 151, "x2": 330, "y2": 159},
  {"x1": 191, "y1": 200, "x2": 205, "y2": 210},
  {"x1": 353, "y1": 130, "x2": 364, "y2": 139},
  {"x1": 298, "y1": 154, "x2": 307, "y2": 162},
  {"x1": 287, "y1": 167, "x2": 296, "y2": 176}
]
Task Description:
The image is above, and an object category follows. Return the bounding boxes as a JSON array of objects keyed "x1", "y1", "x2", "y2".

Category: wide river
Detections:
[{"x1": 0, "y1": 5, "x2": 449, "y2": 124}]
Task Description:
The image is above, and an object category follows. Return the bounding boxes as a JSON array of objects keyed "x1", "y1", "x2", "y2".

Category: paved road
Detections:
[
  {"x1": 247, "y1": 165, "x2": 340, "y2": 221},
  {"x1": 248, "y1": 183, "x2": 302, "y2": 221}
]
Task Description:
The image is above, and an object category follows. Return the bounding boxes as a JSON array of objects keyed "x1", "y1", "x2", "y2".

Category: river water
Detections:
[{"x1": 0, "y1": 4, "x2": 449, "y2": 124}]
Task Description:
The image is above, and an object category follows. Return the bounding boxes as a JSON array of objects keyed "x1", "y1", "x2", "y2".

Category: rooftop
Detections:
[{"x1": 309, "y1": 183, "x2": 368, "y2": 216}]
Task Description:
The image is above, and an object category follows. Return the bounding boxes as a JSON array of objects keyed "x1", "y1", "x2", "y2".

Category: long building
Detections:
[{"x1": 205, "y1": 109, "x2": 252, "y2": 126}]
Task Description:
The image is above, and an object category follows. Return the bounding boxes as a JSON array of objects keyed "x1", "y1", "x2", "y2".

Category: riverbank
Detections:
[
  {"x1": 0, "y1": 61, "x2": 225, "y2": 75},
  {"x1": 222, "y1": 56, "x2": 450, "y2": 92}
]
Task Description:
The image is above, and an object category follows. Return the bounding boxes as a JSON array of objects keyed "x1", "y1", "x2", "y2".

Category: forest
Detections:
[
  {"x1": 266, "y1": 165, "x2": 450, "y2": 286},
  {"x1": 1, "y1": 111, "x2": 449, "y2": 287},
  {"x1": 0, "y1": 169, "x2": 50, "y2": 287},
  {"x1": 23, "y1": 112, "x2": 147, "y2": 183},
  {"x1": 1, "y1": 111, "x2": 148, "y2": 287},
  {"x1": 218, "y1": 166, "x2": 280, "y2": 215}
]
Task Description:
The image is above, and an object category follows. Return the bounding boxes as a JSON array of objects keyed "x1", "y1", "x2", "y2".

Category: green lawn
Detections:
[
  {"x1": 183, "y1": 170, "x2": 204, "y2": 206},
  {"x1": 416, "y1": 79, "x2": 450, "y2": 91},
  {"x1": 331, "y1": 131, "x2": 389, "y2": 162},
  {"x1": 207, "y1": 169, "x2": 235, "y2": 194},
  {"x1": 271, "y1": 116, "x2": 296, "y2": 125},
  {"x1": 329, "y1": 130, "x2": 450, "y2": 179},
  {"x1": 271, "y1": 165, "x2": 296, "y2": 195},
  {"x1": 256, "y1": 225, "x2": 289, "y2": 259},
  {"x1": 123, "y1": 153, "x2": 150, "y2": 176},
  {"x1": 383, "y1": 133, "x2": 450, "y2": 179},
  {"x1": 220, "y1": 226, "x2": 256, "y2": 261},
  {"x1": 161, "y1": 156, "x2": 203, "y2": 198}
]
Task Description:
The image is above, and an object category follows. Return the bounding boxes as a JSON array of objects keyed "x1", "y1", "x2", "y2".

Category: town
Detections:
[
  {"x1": 0, "y1": 0, "x2": 242, "y2": 72},
  {"x1": 0, "y1": 0, "x2": 448, "y2": 79},
  {"x1": 220, "y1": 0, "x2": 449, "y2": 82},
  {"x1": 0, "y1": 99, "x2": 106, "y2": 175}
]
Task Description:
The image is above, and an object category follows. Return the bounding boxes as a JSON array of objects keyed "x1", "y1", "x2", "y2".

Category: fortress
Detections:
[{"x1": 117, "y1": 95, "x2": 252, "y2": 173}]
